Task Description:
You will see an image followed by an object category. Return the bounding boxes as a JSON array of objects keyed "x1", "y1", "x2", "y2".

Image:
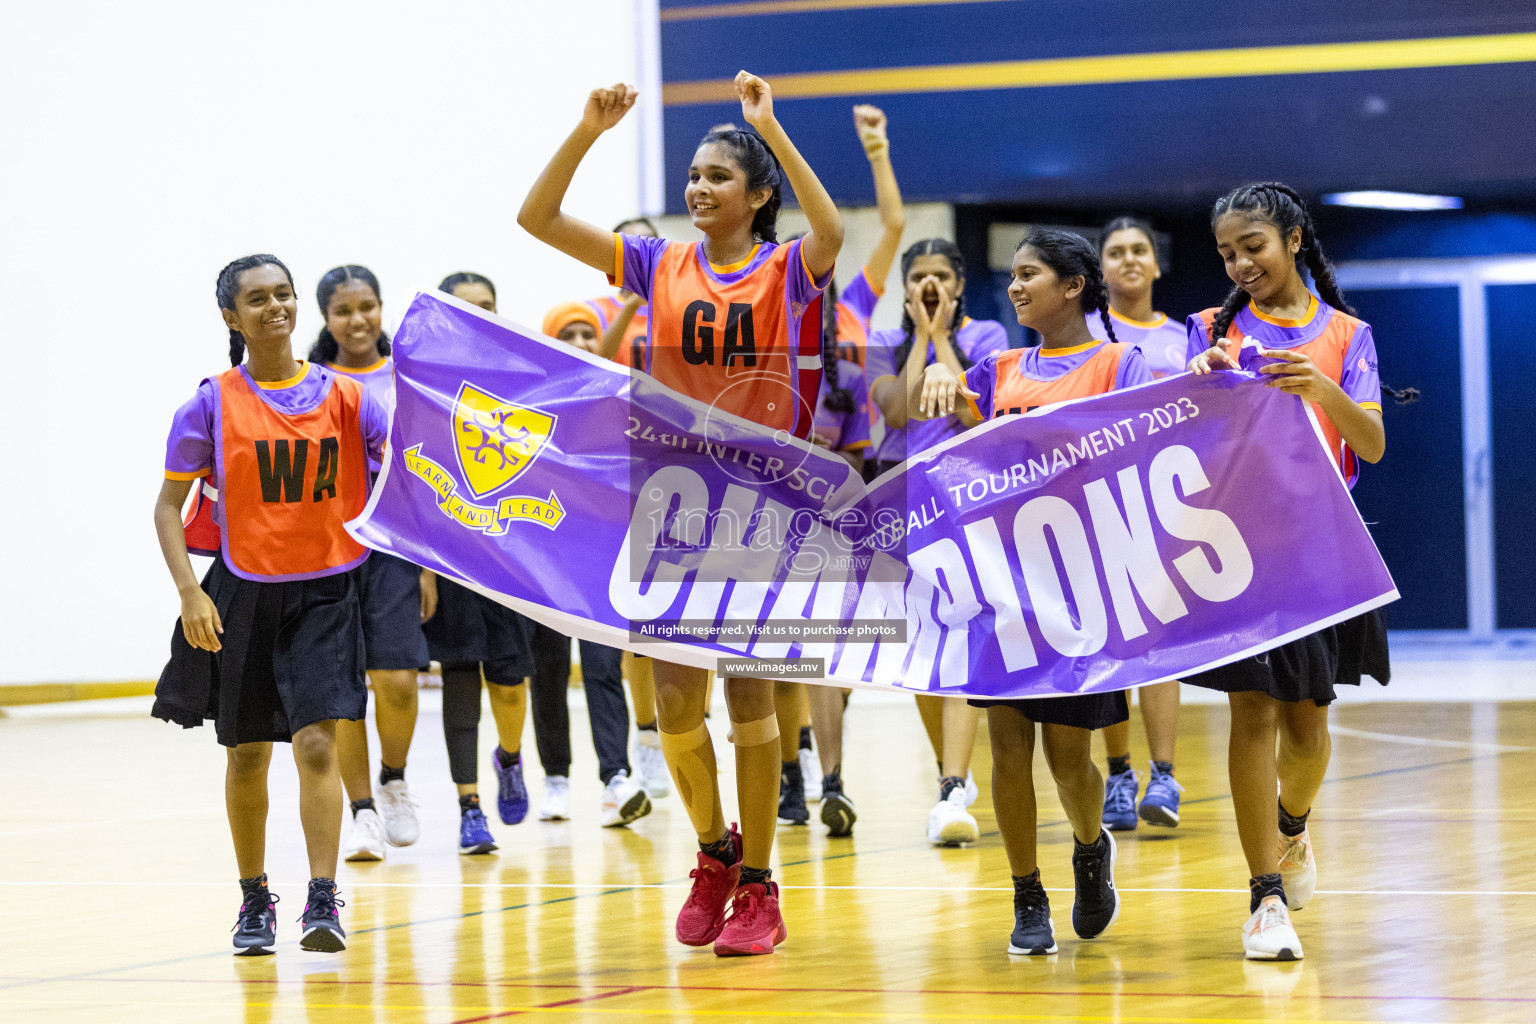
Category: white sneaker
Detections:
[
  {"x1": 539, "y1": 776, "x2": 571, "y2": 821},
  {"x1": 600, "y1": 770, "x2": 653, "y2": 828},
  {"x1": 632, "y1": 731, "x2": 671, "y2": 799},
  {"x1": 927, "y1": 786, "x2": 979, "y2": 845},
  {"x1": 344, "y1": 807, "x2": 387, "y2": 862},
  {"x1": 799, "y1": 747, "x2": 822, "y2": 803},
  {"x1": 1278, "y1": 829, "x2": 1317, "y2": 910},
  {"x1": 1243, "y1": 895, "x2": 1304, "y2": 960},
  {"x1": 964, "y1": 770, "x2": 979, "y2": 808},
  {"x1": 375, "y1": 778, "x2": 420, "y2": 847}
]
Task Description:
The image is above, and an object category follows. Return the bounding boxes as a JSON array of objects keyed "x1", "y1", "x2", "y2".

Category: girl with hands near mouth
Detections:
[
  {"x1": 520, "y1": 73, "x2": 842, "y2": 957},
  {"x1": 867, "y1": 240, "x2": 1007, "y2": 472},
  {"x1": 864, "y1": 238, "x2": 1009, "y2": 847}
]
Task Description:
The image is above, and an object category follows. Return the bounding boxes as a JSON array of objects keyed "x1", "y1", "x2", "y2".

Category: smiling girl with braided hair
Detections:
[{"x1": 1186, "y1": 181, "x2": 1401, "y2": 962}]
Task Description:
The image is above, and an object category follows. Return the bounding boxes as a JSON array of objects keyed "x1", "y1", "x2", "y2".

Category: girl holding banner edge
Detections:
[
  {"x1": 913, "y1": 229, "x2": 1150, "y2": 957},
  {"x1": 1086, "y1": 218, "x2": 1188, "y2": 833},
  {"x1": 1186, "y1": 182, "x2": 1397, "y2": 962},
  {"x1": 518, "y1": 72, "x2": 843, "y2": 956}
]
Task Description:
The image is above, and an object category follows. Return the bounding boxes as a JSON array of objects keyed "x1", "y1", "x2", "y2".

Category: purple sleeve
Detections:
[
  {"x1": 840, "y1": 267, "x2": 881, "y2": 321},
  {"x1": 785, "y1": 238, "x2": 833, "y2": 310},
  {"x1": 1184, "y1": 314, "x2": 1211, "y2": 364},
  {"x1": 609, "y1": 234, "x2": 669, "y2": 302},
  {"x1": 1114, "y1": 348, "x2": 1154, "y2": 391},
  {"x1": 864, "y1": 329, "x2": 898, "y2": 383},
  {"x1": 840, "y1": 364, "x2": 872, "y2": 450},
  {"x1": 360, "y1": 388, "x2": 390, "y2": 464},
  {"x1": 1341, "y1": 324, "x2": 1383, "y2": 408},
  {"x1": 963, "y1": 355, "x2": 997, "y2": 421},
  {"x1": 960, "y1": 320, "x2": 1010, "y2": 363},
  {"x1": 164, "y1": 382, "x2": 216, "y2": 479}
]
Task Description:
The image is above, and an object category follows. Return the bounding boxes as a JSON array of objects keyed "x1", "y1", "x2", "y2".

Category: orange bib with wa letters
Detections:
[{"x1": 214, "y1": 367, "x2": 370, "y2": 581}]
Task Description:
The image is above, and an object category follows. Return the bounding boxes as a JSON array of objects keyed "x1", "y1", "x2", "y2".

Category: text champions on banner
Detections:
[{"x1": 348, "y1": 290, "x2": 1397, "y2": 701}]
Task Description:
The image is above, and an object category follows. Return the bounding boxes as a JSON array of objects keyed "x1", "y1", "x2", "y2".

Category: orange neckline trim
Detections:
[
  {"x1": 1248, "y1": 294, "x2": 1319, "y2": 328},
  {"x1": 327, "y1": 357, "x2": 388, "y2": 375},
  {"x1": 252, "y1": 360, "x2": 309, "y2": 390},
  {"x1": 1040, "y1": 339, "x2": 1103, "y2": 358},
  {"x1": 1109, "y1": 307, "x2": 1168, "y2": 329},
  {"x1": 707, "y1": 243, "x2": 762, "y2": 273}
]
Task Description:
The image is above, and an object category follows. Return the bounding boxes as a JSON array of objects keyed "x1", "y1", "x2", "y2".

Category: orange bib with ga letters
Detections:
[{"x1": 214, "y1": 367, "x2": 370, "y2": 581}]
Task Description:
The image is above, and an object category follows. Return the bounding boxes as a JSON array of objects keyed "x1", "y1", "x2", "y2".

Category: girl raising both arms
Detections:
[{"x1": 518, "y1": 72, "x2": 843, "y2": 956}]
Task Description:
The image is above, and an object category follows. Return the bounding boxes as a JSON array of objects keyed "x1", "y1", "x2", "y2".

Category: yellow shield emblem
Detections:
[{"x1": 452, "y1": 382, "x2": 557, "y2": 499}]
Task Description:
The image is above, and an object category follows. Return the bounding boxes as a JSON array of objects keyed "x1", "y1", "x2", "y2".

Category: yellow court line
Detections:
[
  {"x1": 0, "y1": 681, "x2": 155, "y2": 706},
  {"x1": 661, "y1": 0, "x2": 1012, "y2": 21},
  {"x1": 0, "y1": 996, "x2": 1493, "y2": 1024},
  {"x1": 662, "y1": 31, "x2": 1536, "y2": 105}
]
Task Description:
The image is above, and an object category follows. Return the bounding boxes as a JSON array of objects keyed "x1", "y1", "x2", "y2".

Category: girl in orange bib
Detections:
[
  {"x1": 519, "y1": 72, "x2": 843, "y2": 956},
  {"x1": 915, "y1": 229, "x2": 1151, "y2": 957},
  {"x1": 152, "y1": 255, "x2": 389, "y2": 957},
  {"x1": 1185, "y1": 183, "x2": 1398, "y2": 962}
]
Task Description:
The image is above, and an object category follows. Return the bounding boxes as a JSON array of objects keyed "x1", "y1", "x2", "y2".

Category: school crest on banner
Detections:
[
  {"x1": 401, "y1": 380, "x2": 565, "y2": 534},
  {"x1": 453, "y1": 382, "x2": 556, "y2": 497}
]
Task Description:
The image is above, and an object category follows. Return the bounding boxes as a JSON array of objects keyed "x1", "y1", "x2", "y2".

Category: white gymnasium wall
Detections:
[{"x1": 0, "y1": 1, "x2": 645, "y2": 684}]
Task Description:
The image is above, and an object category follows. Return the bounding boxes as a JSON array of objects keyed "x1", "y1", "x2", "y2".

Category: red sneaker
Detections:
[
  {"x1": 675, "y1": 824, "x2": 742, "y2": 946},
  {"x1": 713, "y1": 881, "x2": 788, "y2": 957}
]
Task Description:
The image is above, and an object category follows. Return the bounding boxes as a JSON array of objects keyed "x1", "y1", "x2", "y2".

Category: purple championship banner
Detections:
[{"x1": 348, "y1": 290, "x2": 1398, "y2": 700}]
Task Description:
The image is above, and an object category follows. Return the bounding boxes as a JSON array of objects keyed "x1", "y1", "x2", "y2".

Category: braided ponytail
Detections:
[
  {"x1": 1089, "y1": 276, "x2": 1119, "y2": 344},
  {"x1": 215, "y1": 254, "x2": 294, "y2": 368},
  {"x1": 820, "y1": 280, "x2": 854, "y2": 414},
  {"x1": 1210, "y1": 285, "x2": 1251, "y2": 346}
]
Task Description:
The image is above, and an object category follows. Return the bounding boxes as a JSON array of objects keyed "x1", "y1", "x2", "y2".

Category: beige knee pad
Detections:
[
  {"x1": 728, "y1": 714, "x2": 779, "y2": 749},
  {"x1": 660, "y1": 721, "x2": 722, "y2": 834}
]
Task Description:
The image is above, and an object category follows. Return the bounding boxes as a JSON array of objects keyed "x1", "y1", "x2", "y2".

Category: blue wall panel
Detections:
[
  {"x1": 1488, "y1": 283, "x2": 1536, "y2": 628},
  {"x1": 658, "y1": 1, "x2": 1536, "y2": 212},
  {"x1": 1347, "y1": 286, "x2": 1467, "y2": 630}
]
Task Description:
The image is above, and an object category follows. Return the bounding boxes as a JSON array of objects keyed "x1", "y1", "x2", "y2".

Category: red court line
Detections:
[
  {"x1": 15, "y1": 975, "x2": 1535, "y2": 1005},
  {"x1": 450, "y1": 985, "x2": 645, "y2": 1023}
]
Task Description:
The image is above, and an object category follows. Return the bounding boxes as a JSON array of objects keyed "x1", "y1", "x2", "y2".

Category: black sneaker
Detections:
[
  {"x1": 1071, "y1": 829, "x2": 1120, "y2": 939},
  {"x1": 777, "y1": 760, "x2": 809, "y2": 825},
  {"x1": 819, "y1": 771, "x2": 857, "y2": 838},
  {"x1": 232, "y1": 882, "x2": 279, "y2": 956},
  {"x1": 297, "y1": 879, "x2": 347, "y2": 952},
  {"x1": 1008, "y1": 875, "x2": 1057, "y2": 955}
]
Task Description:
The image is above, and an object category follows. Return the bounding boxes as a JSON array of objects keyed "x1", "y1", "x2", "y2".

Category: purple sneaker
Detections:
[
  {"x1": 492, "y1": 746, "x2": 529, "y2": 825},
  {"x1": 459, "y1": 805, "x2": 498, "y2": 855}
]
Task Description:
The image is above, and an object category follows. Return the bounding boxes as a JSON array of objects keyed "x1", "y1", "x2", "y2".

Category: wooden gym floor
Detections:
[{"x1": 1, "y1": 690, "x2": 1533, "y2": 1023}]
